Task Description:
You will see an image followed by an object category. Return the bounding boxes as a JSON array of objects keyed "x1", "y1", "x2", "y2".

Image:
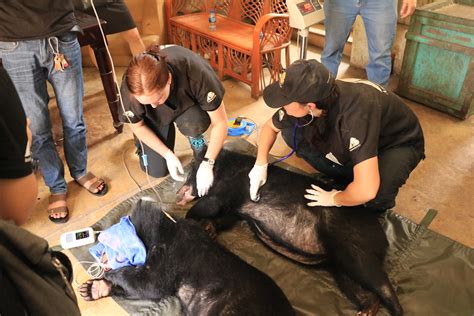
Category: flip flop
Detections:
[
  {"x1": 75, "y1": 172, "x2": 108, "y2": 196},
  {"x1": 48, "y1": 193, "x2": 69, "y2": 224}
]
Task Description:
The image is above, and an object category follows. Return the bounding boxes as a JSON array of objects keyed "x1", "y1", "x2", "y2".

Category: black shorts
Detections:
[
  {"x1": 84, "y1": 0, "x2": 136, "y2": 34},
  {"x1": 136, "y1": 105, "x2": 211, "y2": 178}
]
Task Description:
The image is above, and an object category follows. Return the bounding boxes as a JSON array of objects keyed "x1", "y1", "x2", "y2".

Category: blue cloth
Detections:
[
  {"x1": 89, "y1": 216, "x2": 146, "y2": 269},
  {"x1": 0, "y1": 32, "x2": 86, "y2": 194},
  {"x1": 321, "y1": 0, "x2": 397, "y2": 86}
]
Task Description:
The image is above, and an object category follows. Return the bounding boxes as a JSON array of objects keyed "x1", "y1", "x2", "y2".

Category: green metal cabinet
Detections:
[{"x1": 398, "y1": 0, "x2": 473, "y2": 119}]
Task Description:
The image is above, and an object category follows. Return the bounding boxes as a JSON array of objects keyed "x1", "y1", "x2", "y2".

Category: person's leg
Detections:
[
  {"x1": 85, "y1": 1, "x2": 144, "y2": 63},
  {"x1": 87, "y1": 27, "x2": 144, "y2": 68},
  {"x1": 48, "y1": 33, "x2": 88, "y2": 180},
  {"x1": 321, "y1": 0, "x2": 359, "y2": 76},
  {"x1": 360, "y1": 0, "x2": 397, "y2": 86},
  {"x1": 135, "y1": 124, "x2": 176, "y2": 178},
  {"x1": 120, "y1": 28, "x2": 145, "y2": 56},
  {"x1": 174, "y1": 106, "x2": 211, "y2": 158},
  {"x1": 0, "y1": 39, "x2": 68, "y2": 195},
  {"x1": 280, "y1": 126, "x2": 353, "y2": 181},
  {"x1": 365, "y1": 146, "x2": 423, "y2": 211},
  {"x1": 0, "y1": 39, "x2": 70, "y2": 221}
]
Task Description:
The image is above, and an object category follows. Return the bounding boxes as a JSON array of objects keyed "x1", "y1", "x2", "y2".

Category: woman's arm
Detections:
[
  {"x1": 255, "y1": 119, "x2": 280, "y2": 165},
  {"x1": 131, "y1": 120, "x2": 185, "y2": 181},
  {"x1": 130, "y1": 120, "x2": 170, "y2": 157},
  {"x1": 248, "y1": 119, "x2": 281, "y2": 201},
  {"x1": 305, "y1": 157, "x2": 380, "y2": 207},
  {"x1": 334, "y1": 157, "x2": 380, "y2": 206},
  {"x1": 204, "y1": 102, "x2": 228, "y2": 160}
]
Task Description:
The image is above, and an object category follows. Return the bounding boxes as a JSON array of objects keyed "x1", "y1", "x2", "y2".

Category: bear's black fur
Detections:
[
  {"x1": 78, "y1": 199, "x2": 295, "y2": 316},
  {"x1": 179, "y1": 149, "x2": 403, "y2": 316}
]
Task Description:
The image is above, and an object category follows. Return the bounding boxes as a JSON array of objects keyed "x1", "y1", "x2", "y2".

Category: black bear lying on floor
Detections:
[
  {"x1": 177, "y1": 148, "x2": 403, "y2": 316},
  {"x1": 78, "y1": 199, "x2": 295, "y2": 316}
]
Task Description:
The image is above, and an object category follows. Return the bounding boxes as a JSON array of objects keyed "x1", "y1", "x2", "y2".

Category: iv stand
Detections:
[{"x1": 297, "y1": 28, "x2": 309, "y2": 60}]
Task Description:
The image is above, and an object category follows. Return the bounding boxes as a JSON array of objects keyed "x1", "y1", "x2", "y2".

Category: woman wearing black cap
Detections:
[{"x1": 249, "y1": 59, "x2": 424, "y2": 211}]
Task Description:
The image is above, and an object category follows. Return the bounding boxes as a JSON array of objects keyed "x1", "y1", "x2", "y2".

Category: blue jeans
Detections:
[
  {"x1": 321, "y1": 0, "x2": 397, "y2": 86},
  {"x1": 0, "y1": 32, "x2": 86, "y2": 194}
]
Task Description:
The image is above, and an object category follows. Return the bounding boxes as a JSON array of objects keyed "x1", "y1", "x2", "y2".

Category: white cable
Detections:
[
  {"x1": 122, "y1": 145, "x2": 142, "y2": 191},
  {"x1": 73, "y1": 260, "x2": 107, "y2": 286},
  {"x1": 89, "y1": 0, "x2": 176, "y2": 223}
]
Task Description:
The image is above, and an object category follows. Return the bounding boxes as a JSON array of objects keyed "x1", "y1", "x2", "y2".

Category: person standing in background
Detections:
[
  {"x1": 321, "y1": 0, "x2": 416, "y2": 86},
  {"x1": 76, "y1": 0, "x2": 146, "y2": 63},
  {"x1": 0, "y1": 0, "x2": 108, "y2": 224}
]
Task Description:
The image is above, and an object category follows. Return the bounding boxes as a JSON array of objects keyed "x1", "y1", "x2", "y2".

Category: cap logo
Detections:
[{"x1": 278, "y1": 70, "x2": 286, "y2": 88}]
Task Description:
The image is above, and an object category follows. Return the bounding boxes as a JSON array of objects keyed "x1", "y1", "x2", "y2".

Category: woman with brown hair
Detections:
[{"x1": 119, "y1": 45, "x2": 229, "y2": 197}]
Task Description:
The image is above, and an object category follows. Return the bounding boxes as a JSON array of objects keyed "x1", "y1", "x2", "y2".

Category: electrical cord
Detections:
[
  {"x1": 73, "y1": 260, "x2": 107, "y2": 286},
  {"x1": 122, "y1": 146, "x2": 142, "y2": 191},
  {"x1": 88, "y1": 0, "x2": 176, "y2": 224}
]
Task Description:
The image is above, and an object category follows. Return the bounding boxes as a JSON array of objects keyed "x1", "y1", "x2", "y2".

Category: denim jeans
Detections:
[
  {"x1": 0, "y1": 32, "x2": 86, "y2": 194},
  {"x1": 321, "y1": 0, "x2": 397, "y2": 86},
  {"x1": 281, "y1": 125, "x2": 424, "y2": 211}
]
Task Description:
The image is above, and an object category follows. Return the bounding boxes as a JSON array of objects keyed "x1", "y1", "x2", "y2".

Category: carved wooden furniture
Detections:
[{"x1": 165, "y1": 0, "x2": 292, "y2": 98}]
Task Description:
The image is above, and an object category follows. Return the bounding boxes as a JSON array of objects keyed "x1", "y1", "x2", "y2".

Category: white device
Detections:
[
  {"x1": 287, "y1": 0, "x2": 325, "y2": 30},
  {"x1": 286, "y1": 0, "x2": 325, "y2": 59},
  {"x1": 60, "y1": 227, "x2": 96, "y2": 249}
]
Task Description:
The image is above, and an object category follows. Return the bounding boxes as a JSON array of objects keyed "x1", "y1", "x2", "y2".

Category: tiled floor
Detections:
[{"x1": 23, "y1": 44, "x2": 473, "y2": 315}]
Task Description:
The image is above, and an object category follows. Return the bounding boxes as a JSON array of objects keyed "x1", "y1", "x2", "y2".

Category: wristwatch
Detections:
[{"x1": 202, "y1": 157, "x2": 215, "y2": 166}]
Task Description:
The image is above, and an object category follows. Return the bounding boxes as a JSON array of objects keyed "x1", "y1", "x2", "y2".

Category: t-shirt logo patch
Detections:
[
  {"x1": 278, "y1": 109, "x2": 285, "y2": 121},
  {"x1": 349, "y1": 137, "x2": 361, "y2": 151},
  {"x1": 124, "y1": 111, "x2": 135, "y2": 118},
  {"x1": 325, "y1": 152, "x2": 342, "y2": 165},
  {"x1": 207, "y1": 91, "x2": 216, "y2": 103}
]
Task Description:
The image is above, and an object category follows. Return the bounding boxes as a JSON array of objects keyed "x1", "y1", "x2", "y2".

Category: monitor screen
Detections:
[
  {"x1": 75, "y1": 230, "x2": 90, "y2": 240},
  {"x1": 296, "y1": 1, "x2": 315, "y2": 15}
]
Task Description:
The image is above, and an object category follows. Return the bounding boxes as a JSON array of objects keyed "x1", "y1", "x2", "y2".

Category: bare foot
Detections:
[
  {"x1": 78, "y1": 279, "x2": 112, "y2": 301},
  {"x1": 48, "y1": 193, "x2": 69, "y2": 223}
]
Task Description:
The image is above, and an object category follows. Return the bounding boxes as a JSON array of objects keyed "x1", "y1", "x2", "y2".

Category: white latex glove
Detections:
[
  {"x1": 304, "y1": 184, "x2": 341, "y2": 207},
  {"x1": 248, "y1": 163, "x2": 268, "y2": 202},
  {"x1": 196, "y1": 160, "x2": 214, "y2": 197},
  {"x1": 164, "y1": 150, "x2": 185, "y2": 181}
]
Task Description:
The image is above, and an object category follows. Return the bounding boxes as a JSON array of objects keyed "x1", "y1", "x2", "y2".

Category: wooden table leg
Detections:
[
  {"x1": 90, "y1": 44, "x2": 123, "y2": 133},
  {"x1": 217, "y1": 44, "x2": 224, "y2": 79}
]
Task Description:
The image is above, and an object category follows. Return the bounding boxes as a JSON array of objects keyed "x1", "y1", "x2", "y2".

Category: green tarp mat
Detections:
[{"x1": 69, "y1": 140, "x2": 474, "y2": 315}]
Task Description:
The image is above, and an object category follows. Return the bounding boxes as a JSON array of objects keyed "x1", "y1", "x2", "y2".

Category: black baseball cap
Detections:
[{"x1": 263, "y1": 59, "x2": 335, "y2": 108}]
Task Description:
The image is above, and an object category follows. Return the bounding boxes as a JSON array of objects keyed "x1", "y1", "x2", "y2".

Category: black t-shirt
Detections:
[
  {"x1": 119, "y1": 45, "x2": 225, "y2": 132},
  {"x1": 0, "y1": 0, "x2": 76, "y2": 41},
  {"x1": 0, "y1": 66, "x2": 32, "y2": 179},
  {"x1": 273, "y1": 79, "x2": 425, "y2": 167},
  {"x1": 0, "y1": 265, "x2": 27, "y2": 315}
]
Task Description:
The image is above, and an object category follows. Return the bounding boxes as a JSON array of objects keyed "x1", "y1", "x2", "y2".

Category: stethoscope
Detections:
[{"x1": 271, "y1": 108, "x2": 314, "y2": 165}]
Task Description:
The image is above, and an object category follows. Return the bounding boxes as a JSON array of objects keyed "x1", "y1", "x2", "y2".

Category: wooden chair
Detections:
[{"x1": 165, "y1": 0, "x2": 291, "y2": 98}]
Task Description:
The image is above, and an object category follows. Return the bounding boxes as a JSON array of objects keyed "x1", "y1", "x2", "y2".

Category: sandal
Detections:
[
  {"x1": 75, "y1": 172, "x2": 108, "y2": 196},
  {"x1": 48, "y1": 193, "x2": 69, "y2": 224}
]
